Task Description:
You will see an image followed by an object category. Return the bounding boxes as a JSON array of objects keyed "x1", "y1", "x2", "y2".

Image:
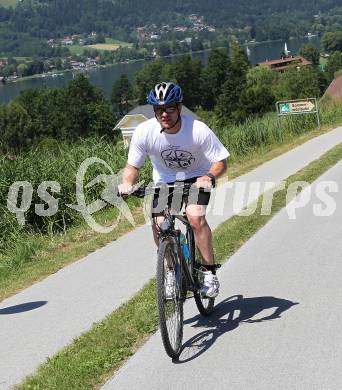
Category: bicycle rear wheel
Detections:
[
  {"x1": 187, "y1": 229, "x2": 215, "y2": 317},
  {"x1": 193, "y1": 255, "x2": 215, "y2": 317},
  {"x1": 194, "y1": 283, "x2": 215, "y2": 316},
  {"x1": 156, "y1": 238, "x2": 183, "y2": 359}
]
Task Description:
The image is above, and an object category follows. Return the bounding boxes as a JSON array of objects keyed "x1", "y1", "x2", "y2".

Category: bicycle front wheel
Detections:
[{"x1": 156, "y1": 238, "x2": 183, "y2": 359}]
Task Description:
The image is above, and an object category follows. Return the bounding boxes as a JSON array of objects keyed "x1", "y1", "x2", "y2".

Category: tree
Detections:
[
  {"x1": 321, "y1": 31, "x2": 342, "y2": 53},
  {"x1": 171, "y1": 40, "x2": 182, "y2": 54},
  {"x1": 134, "y1": 61, "x2": 165, "y2": 104},
  {"x1": 216, "y1": 41, "x2": 250, "y2": 122},
  {"x1": 7, "y1": 57, "x2": 17, "y2": 67},
  {"x1": 272, "y1": 67, "x2": 322, "y2": 101},
  {"x1": 111, "y1": 74, "x2": 133, "y2": 114},
  {"x1": 0, "y1": 102, "x2": 33, "y2": 151},
  {"x1": 324, "y1": 51, "x2": 342, "y2": 83},
  {"x1": 66, "y1": 73, "x2": 103, "y2": 104},
  {"x1": 26, "y1": 59, "x2": 44, "y2": 76},
  {"x1": 54, "y1": 57, "x2": 63, "y2": 70},
  {"x1": 191, "y1": 38, "x2": 204, "y2": 52},
  {"x1": 157, "y1": 42, "x2": 171, "y2": 57},
  {"x1": 16, "y1": 88, "x2": 65, "y2": 140},
  {"x1": 87, "y1": 102, "x2": 118, "y2": 136},
  {"x1": 94, "y1": 33, "x2": 106, "y2": 44},
  {"x1": 169, "y1": 55, "x2": 203, "y2": 110},
  {"x1": 17, "y1": 63, "x2": 28, "y2": 77},
  {"x1": 15, "y1": 74, "x2": 116, "y2": 143},
  {"x1": 230, "y1": 41, "x2": 250, "y2": 76},
  {"x1": 201, "y1": 48, "x2": 229, "y2": 110},
  {"x1": 1, "y1": 63, "x2": 17, "y2": 77},
  {"x1": 62, "y1": 74, "x2": 115, "y2": 138},
  {"x1": 238, "y1": 66, "x2": 276, "y2": 118},
  {"x1": 299, "y1": 43, "x2": 320, "y2": 66}
]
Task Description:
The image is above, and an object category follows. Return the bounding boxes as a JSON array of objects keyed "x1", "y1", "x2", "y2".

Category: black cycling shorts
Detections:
[{"x1": 151, "y1": 176, "x2": 211, "y2": 217}]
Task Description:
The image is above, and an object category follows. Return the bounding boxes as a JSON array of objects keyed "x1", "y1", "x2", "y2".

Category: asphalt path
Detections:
[
  {"x1": 0, "y1": 127, "x2": 341, "y2": 389},
  {"x1": 103, "y1": 159, "x2": 342, "y2": 390}
]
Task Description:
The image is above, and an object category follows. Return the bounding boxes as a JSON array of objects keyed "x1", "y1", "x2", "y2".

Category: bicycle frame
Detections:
[{"x1": 157, "y1": 210, "x2": 201, "y2": 294}]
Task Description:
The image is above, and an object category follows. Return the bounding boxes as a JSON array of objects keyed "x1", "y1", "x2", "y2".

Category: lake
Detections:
[{"x1": 0, "y1": 36, "x2": 320, "y2": 105}]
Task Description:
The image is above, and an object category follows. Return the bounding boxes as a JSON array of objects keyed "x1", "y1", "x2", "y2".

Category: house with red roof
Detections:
[
  {"x1": 323, "y1": 74, "x2": 342, "y2": 101},
  {"x1": 257, "y1": 56, "x2": 312, "y2": 73}
]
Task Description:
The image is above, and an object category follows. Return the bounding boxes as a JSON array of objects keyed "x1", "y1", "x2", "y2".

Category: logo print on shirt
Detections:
[{"x1": 161, "y1": 149, "x2": 195, "y2": 169}]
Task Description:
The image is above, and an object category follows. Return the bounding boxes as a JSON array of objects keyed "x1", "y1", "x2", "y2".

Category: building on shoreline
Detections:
[
  {"x1": 114, "y1": 105, "x2": 198, "y2": 147},
  {"x1": 257, "y1": 56, "x2": 312, "y2": 73}
]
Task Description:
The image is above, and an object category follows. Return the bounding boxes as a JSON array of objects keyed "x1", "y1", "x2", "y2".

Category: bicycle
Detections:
[{"x1": 123, "y1": 183, "x2": 220, "y2": 359}]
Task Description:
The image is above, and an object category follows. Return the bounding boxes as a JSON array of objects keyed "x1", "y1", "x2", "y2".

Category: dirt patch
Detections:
[{"x1": 87, "y1": 44, "x2": 121, "y2": 51}]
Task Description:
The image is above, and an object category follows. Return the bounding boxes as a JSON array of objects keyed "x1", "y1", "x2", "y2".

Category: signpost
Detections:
[{"x1": 276, "y1": 98, "x2": 320, "y2": 128}]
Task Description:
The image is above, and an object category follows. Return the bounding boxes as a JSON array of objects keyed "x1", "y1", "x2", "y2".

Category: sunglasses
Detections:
[{"x1": 153, "y1": 106, "x2": 178, "y2": 115}]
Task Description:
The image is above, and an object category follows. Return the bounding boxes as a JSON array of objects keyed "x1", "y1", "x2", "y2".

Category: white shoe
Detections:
[
  {"x1": 200, "y1": 271, "x2": 220, "y2": 298},
  {"x1": 165, "y1": 270, "x2": 175, "y2": 300}
]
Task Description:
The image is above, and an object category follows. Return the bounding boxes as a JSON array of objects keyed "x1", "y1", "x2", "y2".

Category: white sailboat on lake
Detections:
[{"x1": 284, "y1": 42, "x2": 290, "y2": 56}]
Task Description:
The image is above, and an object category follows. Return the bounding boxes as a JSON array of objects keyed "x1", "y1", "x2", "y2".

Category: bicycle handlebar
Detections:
[{"x1": 118, "y1": 182, "x2": 210, "y2": 198}]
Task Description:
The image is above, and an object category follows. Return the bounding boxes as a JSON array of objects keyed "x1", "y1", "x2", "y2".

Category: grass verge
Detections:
[
  {"x1": 15, "y1": 143, "x2": 342, "y2": 389},
  {"x1": 0, "y1": 205, "x2": 146, "y2": 301},
  {"x1": 1, "y1": 123, "x2": 340, "y2": 301}
]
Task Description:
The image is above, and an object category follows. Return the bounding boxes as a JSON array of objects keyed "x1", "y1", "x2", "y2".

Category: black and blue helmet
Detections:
[{"x1": 147, "y1": 82, "x2": 183, "y2": 105}]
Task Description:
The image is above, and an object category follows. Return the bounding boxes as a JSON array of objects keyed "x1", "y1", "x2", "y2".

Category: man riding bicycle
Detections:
[{"x1": 118, "y1": 82, "x2": 229, "y2": 298}]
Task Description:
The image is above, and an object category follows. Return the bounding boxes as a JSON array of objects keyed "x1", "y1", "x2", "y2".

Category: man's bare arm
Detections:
[
  {"x1": 118, "y1": 163, "x2": 140, "y2": 193},
  {"x1": 196, "y1": 159, "x2": 227, "y2": 188},
  {"x1": 208, "y1": 159, "x2": 227, "y2": 178}
]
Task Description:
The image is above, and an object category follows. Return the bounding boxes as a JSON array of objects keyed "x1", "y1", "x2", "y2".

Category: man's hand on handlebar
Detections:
[
  {"x1": 196, "y1": 175, "x2": 213, "y2": 189},
  {"x1": 117, "y1": 183, "x2": 134, "y2": 195}
]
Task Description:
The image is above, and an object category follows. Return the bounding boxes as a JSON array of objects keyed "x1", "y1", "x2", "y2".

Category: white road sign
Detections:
[
  {"x1": 276, "y1": 98, "x2": 320, "y2": 128},
  {"x1": 277, "y1": 98, "x2": 318, "y2": 115}
]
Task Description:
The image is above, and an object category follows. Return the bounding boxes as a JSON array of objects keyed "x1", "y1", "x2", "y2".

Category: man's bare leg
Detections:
[
  {"x1": 186, "y1": 204, "x2": 219, "y2": 297},
  {"x1": 185, "y1": 204, "x2": 214, "y2": 266}
]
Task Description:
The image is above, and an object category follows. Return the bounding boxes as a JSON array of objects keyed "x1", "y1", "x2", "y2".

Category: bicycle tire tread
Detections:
[{"x1": 156, "y1": 238, "x2": 183, "y2": 359}]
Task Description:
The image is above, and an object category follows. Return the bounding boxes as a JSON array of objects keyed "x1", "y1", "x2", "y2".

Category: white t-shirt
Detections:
[{"x1": 128, "y1": 115, "x2": 230, "y2": 183}]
